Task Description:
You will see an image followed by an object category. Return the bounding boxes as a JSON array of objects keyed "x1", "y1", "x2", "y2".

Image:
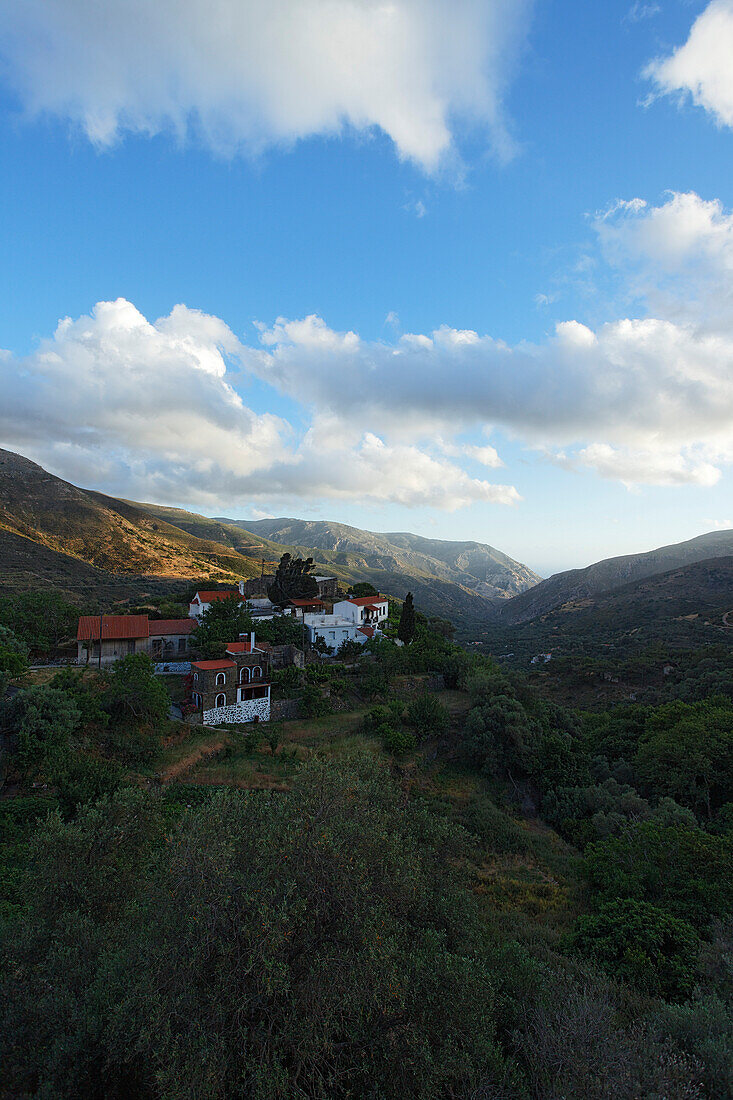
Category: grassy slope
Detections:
[{"x1": 147, "y1": 685, "x2": 581, "y2": 947}]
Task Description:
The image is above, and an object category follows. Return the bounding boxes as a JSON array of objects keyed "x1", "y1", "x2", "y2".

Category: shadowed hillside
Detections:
[{"x1": 498, "y1": 528, "x2": 733, "y2": 625}]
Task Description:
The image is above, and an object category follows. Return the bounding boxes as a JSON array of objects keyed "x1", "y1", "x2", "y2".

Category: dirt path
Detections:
[{"x1": 160, "y1": 737, "x2": 228, "y2": 782}]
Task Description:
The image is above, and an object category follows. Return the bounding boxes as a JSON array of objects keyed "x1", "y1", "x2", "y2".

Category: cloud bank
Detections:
[
  {"x1": 0, "y1": 0, "x2": 530, "y2": 171},
  {"x1": 4, "y1": 191, "x2": 733, "y2": 506},
  {"x1": 1, "y1": 299, "x2": 518, "y2": 511}
]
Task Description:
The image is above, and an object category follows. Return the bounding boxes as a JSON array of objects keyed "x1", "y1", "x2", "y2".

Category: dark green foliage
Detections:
[
  {"x1": 273, "y1": 664, "x2": 303, "y2": 695},
  {"x1": 358, "y1": 660, "x2": 390, "y2": 698},
  {"x1": 397, "y1": 591, "x2": 416, "y2": 645},
  {"x1": 636, "y1": 697, "x2": 733, "y2": 817},
  {"x1": 50, "y1": 667, "x2": 109, "y2": 728},
  {"x1": 335, "y1": 637, "x2": 363, "y2": 661},
  {"x1": 300, "y1": 682, "x2": 332, "y2": 718},
  {"x1": 265, "y1": 723, "x2": 282, "y2": 756},
  {"x1": 191, "y1": 595, "x2": 251, "y2": 658},
  {"x1": 103, "y1": 653, "x2": 170, "y2": 726},
  {"x1": 0, "y1": 755, "x2": 510, "y2": 1100},
  {"x1": 2, "y1": 686, "x2": 81, "y2": 777},
  {"x1": 0, "y1": 624, "x2": 29, "y2": 681},
  {"x1": 464, "y1": 693, "x2": 540, "y2": 778},
  {"x1": 508, "y1": 951, "x2": 706, "y2": 1098},
  {"x1": 255, "y1": 614, "x2": 306, "y2": 647},
  {"x1": 573, "y1": 898, "x2": 701, "y2": 1000},
  {"x1": 0, "y1": 590, "x2": 79, "y2": 653},
  {"x1": 586, "y1": 821, "x2": 733, "y2": 930},
  {"x1": 405, "y1": 692, "x2": 450, "y2": 741},
  {"x1": 350, "y1": 582, "x2": 378, "y2": 597},
  {"x1": 267, "y1": 552, "x2": 318, "y2": 605},
  {"x1": 52, "y1": 755, "x2": 124, "y2": 818},
  {"x1": 379, "y1": 724, "x2": 416, "y2": 756}
]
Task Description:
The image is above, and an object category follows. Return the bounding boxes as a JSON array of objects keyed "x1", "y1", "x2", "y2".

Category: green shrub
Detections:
[
  {"x1": 405, "y1": 693, "x2": 450, "y2": 742},
  {"x1": 572, "y1": 897, "x2": 701, "y2": 1001},
  {"x1": 379, "y1": 724, "x2": 417, "y2": 757}
]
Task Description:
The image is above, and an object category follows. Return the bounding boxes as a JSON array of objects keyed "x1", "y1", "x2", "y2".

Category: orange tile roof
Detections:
[
  {"x1": 191, "y1": 660, "x2": 236, "y2": 670},
  {"x1": 347, "y1": 596, "x2": 386, "y2": 606},
  {"x1": 288, "y1": 598, "x2": 324, "y2": 607},
  {"x1": 225, "y1": 641, "x2": 252, "y2": 653},
  {"x1": 149, "y1": 619, "x2": 196, "y2": 636},
  {"x1": 192, "y1": 590, "x2": 240, "y2": 603},
  {"x1": 358, "y1": 626, "x2": 376, "y2": 637},
  {"x1": 77, "y1": 615, "x2": 149, "y2": 641}
]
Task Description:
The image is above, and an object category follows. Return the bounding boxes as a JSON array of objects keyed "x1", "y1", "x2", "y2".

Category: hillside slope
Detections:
[
  {"x1": 499, "y1": 529, "x2": 733, "y2": 624},
  {"x1": 0, "y1": 449, "x2": 258, "y2": 588},
  {"x1": 225, "y1": 517, "x2": 540, "y2": 601}
]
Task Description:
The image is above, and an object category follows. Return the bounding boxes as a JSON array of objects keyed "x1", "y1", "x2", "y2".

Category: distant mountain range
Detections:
[
  {"x1": 5, "y1": 445, "x2": 731, "y2": 638},
  {"x1": 0, "y1": 449, "x2": 539, "y2": 623},
  {"x1": 497, "y1": 529, "x2": 733, "y2": 625}
]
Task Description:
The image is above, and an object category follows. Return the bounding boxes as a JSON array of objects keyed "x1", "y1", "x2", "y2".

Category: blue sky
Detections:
[{"x1": 2, "y1": 0, "x2": 733, "y2": 575}]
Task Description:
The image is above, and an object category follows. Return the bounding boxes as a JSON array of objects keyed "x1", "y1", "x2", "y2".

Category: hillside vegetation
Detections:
[{"x1": 1, "y1": 602, "x2": 730, "y2": 1098}]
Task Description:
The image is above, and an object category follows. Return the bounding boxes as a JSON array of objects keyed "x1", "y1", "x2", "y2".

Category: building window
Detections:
[
  {"x1": 178, "y1": 637, "x2": 187, "y2": 653},
  {"x1": 240, "y1": 667, "x2": 250, "y2": 684},
  {"x1": 252, "y1": 665, "x2": 262, "y2": 680},
  {"x1": 215, "y1": 693, "x2": 226, "y2": 708},
  {"x1": 216, "y1": 672, "x2": 226, "y2": 686}
]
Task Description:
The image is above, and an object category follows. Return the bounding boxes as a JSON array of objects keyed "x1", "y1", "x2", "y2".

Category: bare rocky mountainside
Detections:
[
  {"x1": 0, "y1": 449, "x2": 539, "y2": 628},
  {"x1": 498, "y1": 528, "x2": 733, "y2": 625}
]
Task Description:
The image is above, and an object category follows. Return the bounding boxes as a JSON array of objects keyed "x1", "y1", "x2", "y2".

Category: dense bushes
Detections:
[{"x1": 0, "y1": 755, "x2": 512, "y2": 1100}]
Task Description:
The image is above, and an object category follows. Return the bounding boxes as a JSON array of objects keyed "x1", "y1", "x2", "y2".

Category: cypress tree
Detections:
[{"x1": 397, "y1": 592, "x2": 416, "y2": 645}]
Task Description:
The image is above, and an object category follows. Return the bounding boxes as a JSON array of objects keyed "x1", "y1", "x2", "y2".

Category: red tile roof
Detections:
[
  {"x1": 347, "y1": 596, "x2": 386, "y2": 606},
  {"x1": 77, "y1": 615, "x2": 149, "y2": 642},
  {"x1": 225, "y1": 641, "x2": 252, "y2": 653},
  {"x1": 191, "y1": 660, "x2": 236, "y2": 670},
  {"x1": 358, "y1": 626, "x2": 376, "y2": 637},
  {"x1": 149, "y1": 619, "x2": 196, "y2": 636},
  {"x1": 288, "y1": 598, "x2": 324, "y2": 607},
  {"x1": 192, "y1": 590, "x2": 240, "y2": 604}
]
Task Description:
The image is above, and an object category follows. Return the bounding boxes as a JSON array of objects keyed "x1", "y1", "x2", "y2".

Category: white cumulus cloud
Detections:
[
  {"x1": 0, "y1": 0, "x2": 531, "y2": 172},
  {"x1": 645, "y1": 1, "x2": 733, "y2": 130},
  {"x1": 0, "y1": 298, "x2": 519, "y2": 511}
]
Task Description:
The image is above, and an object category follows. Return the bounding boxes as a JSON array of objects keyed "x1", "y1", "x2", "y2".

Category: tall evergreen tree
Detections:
[{"x1": 397, "y1": 592, "x2": 416, "y2": 645}]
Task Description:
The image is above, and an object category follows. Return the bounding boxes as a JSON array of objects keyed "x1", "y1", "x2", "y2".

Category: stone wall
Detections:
[
  {"x1": 270, "y1": 698, "x2": 302, "y2": 721},
  {"x1": 154, "y1": 661, "x2": 191, "y2": 675},
  {"x1": 392, "y1": 673, "x2": 446, "y2": 697},
  {"x1": 202, "y1": 696, "x2": 271, "y2": 725}
]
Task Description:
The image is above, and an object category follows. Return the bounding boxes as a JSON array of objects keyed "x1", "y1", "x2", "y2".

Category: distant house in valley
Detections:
[
  {"x1": 77, "y1": 615, "x2": 150, "y2": 666},
  {"x1": 188, "y1": 589, "x2": 240, "y2": 619},
  {"x1": 333, "y1": 596, "x2": 389, "y2": 629},
  {"x1": 190, "y1": 633, "x2": 271, "y2": 723},
  {"x1": 240, "y1": 575, "x2": 276, "y2": 599},
  {"x1": 283, "y1": 597, "x2": 326, "y2": 618},
  {"x1": 148, "y1": 619, "x2": 196, "y2": 658},
  {"x1": 303, "y1": 613, "x2": 370, "y2": 650},
  {"x1": 313, "y1": 575, "x2": 339, "y2": 599},
  {"x1": 77, "y1": 615, "x2": 196, "y2": 665}
]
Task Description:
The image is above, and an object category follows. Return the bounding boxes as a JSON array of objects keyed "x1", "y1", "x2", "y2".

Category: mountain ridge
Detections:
[{"x1": 498, "y1": 528, "x2": 733, "y2": 625}]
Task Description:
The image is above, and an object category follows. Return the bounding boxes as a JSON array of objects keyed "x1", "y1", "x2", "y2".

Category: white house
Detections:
[
  {"x1": 303, "y1": 613, "x2": 371, "y2": 650},
  {"x1": 188, "y1": 589, "x2": 240, "y2": 619},
  {"x1": 332, "y1": 596, "x2": 389, "y2": 628}
]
